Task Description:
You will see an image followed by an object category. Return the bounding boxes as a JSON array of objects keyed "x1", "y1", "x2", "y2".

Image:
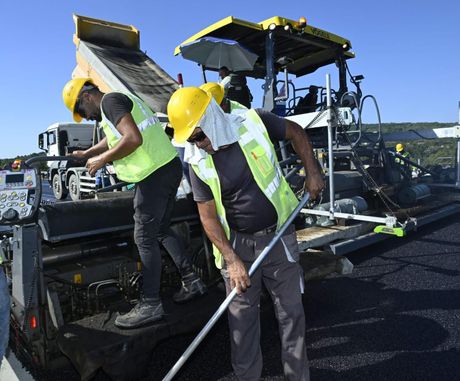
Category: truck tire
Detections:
[
  {"x1": 68, "y1": 174, "x2": 81, "y2": 201},
  {"x1": 52, "y1": 173, "x2": 68, "y2": 200}
]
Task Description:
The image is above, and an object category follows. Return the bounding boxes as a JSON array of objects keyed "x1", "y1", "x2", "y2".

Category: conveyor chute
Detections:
[{"x1": 72, "y1": 14, "x2": 179, "y2": 115}]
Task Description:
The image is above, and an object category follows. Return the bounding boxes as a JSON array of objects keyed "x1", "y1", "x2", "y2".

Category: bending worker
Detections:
[
  {"x1": 62, "y1": 79, "x2": 206, "y2": 329},
  {"x1": 167, "y1": 87, "x2": 325, "y2": 381}
]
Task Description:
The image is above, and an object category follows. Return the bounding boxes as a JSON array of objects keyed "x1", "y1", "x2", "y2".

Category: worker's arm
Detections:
[
  {"x1": 70, "y1": 137, "x2": 108, "y2": 159},
  {"x1": 86, "y1": 114, "x2": 143, "y2": 176},
  {"x1": 197, "y1": 200, "x2": 250, "y2": 295},
  {"x1": 285, "y1": 120, "x2": 325, "y2": 199}
]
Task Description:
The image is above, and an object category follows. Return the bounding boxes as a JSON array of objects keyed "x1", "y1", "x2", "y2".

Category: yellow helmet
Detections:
[
  {"x1": 396, "y1": 143, "x2": 404, "y2": 152},
  {"x1": 62, "y1": 78, "x2": 95, "y2": 122},
  {"x1": 167, "y1": 87, "x2": 212, "y2": 143},
  {"x1": 199, "y1": 82, "x2": 225, "y2": 105}
]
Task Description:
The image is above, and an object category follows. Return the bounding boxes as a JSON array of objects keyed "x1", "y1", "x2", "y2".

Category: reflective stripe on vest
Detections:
[
  {"x1": 192, "y1": 109, "x2": 298, "y2": 269},
  {"x1": 100, "y1": 92, "x2": 177, "y2": 183}
]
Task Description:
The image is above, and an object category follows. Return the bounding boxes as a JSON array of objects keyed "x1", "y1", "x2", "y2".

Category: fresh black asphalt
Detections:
[
  {"x1": 39, "y1": 211, "x2": 460, "y2": 380},
  {"x1": 147, "y1": 213, "x2": 460, "y2": 381}
]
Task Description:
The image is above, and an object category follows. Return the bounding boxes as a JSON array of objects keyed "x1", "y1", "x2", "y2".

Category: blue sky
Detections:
[{"x1": 1, "y1": 0, "x2": 459, "y2": 157}]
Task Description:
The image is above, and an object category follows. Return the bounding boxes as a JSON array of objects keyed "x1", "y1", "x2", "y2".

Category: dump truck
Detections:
[
  {"x1": 2, "y1": 14, "x2": 459, "y2": 381},
  {"x1": 71, "y1": 14, "x2": 178, "y2": 118}
]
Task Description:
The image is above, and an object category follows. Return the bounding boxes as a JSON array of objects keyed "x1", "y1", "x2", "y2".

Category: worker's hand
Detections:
[
  {"x1": 304, "y1": 170, "x2": 325, "y2": 200},
  {"x1": 86, "y1": 155, "x2": 106, "y2": 176},
  {"x1": 69, "y1": 150, "x2": 88, "y2": 160},
  {"x1": 227, "y1": 256, "x2": 250, "y2": 295}
]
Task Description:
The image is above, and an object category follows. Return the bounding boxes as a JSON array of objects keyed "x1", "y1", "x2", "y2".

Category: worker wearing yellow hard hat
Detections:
[
  {"x1": 168, "y1": 86, "x2": 212, "y2": 143},
  {"x1": 62, "y1": 78, "x2": 97, "y2": 123},
  {"x1": 61, "y1": 78, "x2": 207, "y2": 328},
  {"x1": 199, "y1": 82, "x2": 247, "y2": 114},
  {"x1": 394, "y1": 142, "x2": 416, "y2": 178},
  {"x1": 395, "y1": 143, "x2": 410, "y2": 162},
  {"x1": 199, "y1": 82, "x2": 224, "y2": 105},
  {"x1": 167, "y1": 86, "x2": 324, "y2": 380}
]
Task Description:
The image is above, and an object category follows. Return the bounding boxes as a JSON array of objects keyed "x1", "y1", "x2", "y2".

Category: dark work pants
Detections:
[
  {"x1": 133, "y1": 157, "x2": 192, "y2": 300},
  {"x1": 175, "y1": 146, "x2": 190, "y2": 184},
  {"x1": 221, "y1": 225, "x2": 309, "y2": 381}
]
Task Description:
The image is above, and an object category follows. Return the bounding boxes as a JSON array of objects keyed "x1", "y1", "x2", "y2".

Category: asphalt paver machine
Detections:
[
  {"x1": 175, "y1": 15, "x2": 460, "y2": 235},
  {"x1": 0, "y1": 150, "x2": 222, "y2": 381}
]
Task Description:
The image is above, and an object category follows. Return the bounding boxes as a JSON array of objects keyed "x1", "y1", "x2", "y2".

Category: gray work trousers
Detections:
[{"x1": 221, "y1": 225, "x2": 309, "y2": 381}]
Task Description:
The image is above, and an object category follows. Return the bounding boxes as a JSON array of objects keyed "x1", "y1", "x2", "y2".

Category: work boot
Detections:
[
  {"x1": 114, "y1": 298, "x2": 164, "y2": 329},
  {"x1": 173, "y1": 272, "x2": 208, "y2": 303}
]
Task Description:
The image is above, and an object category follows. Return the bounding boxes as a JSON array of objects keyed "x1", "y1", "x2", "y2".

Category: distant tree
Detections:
[{"x1": 0, "y1": 152, "x2": 47, "y2": 171}]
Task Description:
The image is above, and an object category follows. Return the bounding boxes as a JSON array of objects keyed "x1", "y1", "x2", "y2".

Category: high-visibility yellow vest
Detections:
[
  {"x1": 229, "y1": 100, "x2": 247, "y2": 113},
  {"x1": 395, "y1": 151, "x2": 410, "y2": 164},
  {"x1": 100, "y1": 92, "x2": 177, "y2": 183},
  {"x1": 191, "y1": 109, "x2": 298, "y2": 268}
]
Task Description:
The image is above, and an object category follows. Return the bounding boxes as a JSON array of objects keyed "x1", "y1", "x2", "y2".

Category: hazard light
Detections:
[
  {"x1": 30, "y1": 315, "x2": 37, "y2": 330},
  {"x1": 298, "y1": 17, "x2": 307, "y2": 28}
]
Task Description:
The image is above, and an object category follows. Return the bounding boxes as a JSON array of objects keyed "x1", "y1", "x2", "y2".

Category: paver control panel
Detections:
[{"x1": 0, "y1": 168, "x2": 39, "y2": 224}]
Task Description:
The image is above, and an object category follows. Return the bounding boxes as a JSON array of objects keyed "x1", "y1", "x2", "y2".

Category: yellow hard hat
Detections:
[
  {"x1": 167, "y1": 87, "x2": 212, "y2": 143},
  {"x1": 62, "y1": 78, "x2": 95, "y2": 122},
  {"x1": 396, "y1": 143, "x2": 404, "y2": 152},
  {"x1": 199, "y1": 82, "x2": 224, "y2": 105}
]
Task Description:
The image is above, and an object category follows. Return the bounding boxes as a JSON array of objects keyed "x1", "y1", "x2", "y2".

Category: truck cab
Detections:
[
  {"x1": 38, "y1": 122, "x2": 102, "y2": 200},
  {"x1": 39, "y1": 122, "x2": 94, "y2": 157}
]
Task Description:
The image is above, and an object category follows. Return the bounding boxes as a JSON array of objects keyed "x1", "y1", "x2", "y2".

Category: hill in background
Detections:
[
  {"x1": 375, "y1": 122, "x2": 457, "y2": 133},
  {"x1": 1, "y1": 122, "x2": 457, "y2": 170},
  {"x1": 367, "y1": 122, "x2": 458, "y2": 167}
]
